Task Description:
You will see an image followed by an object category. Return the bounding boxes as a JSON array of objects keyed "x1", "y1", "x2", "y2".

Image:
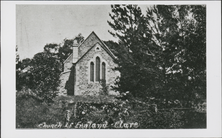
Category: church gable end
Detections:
[
  {"x1": 75, "y1": 42, "x2": 119, "y2": 95},
  {"x1": 78, "y1": 32, "x2": 102, "y2": 58},
  {"x1": 59, "y1": 31, "x2": 119, "y2": 96}
]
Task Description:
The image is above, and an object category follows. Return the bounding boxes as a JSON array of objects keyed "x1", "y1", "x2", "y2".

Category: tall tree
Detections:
[
  {"x1": 103, "y1": 40, "x2": 119, "y2": 56},
  {"x1": 151, "y1": 5, "x2": 206, "y2": 105},
  {"x1": 108, "y1": 5, "x2": 162, "y2": 100},
  {"x1": 30, "y1": 50, "x2": 62, "y2": 104},
  {"x1": 108, "y1": 5, "x2": 206, "y2": 106}
]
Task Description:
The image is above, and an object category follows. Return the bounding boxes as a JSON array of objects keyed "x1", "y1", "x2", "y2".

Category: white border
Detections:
[{"x1": 1, "y1": 1, "x2": 221, "y2": 138}]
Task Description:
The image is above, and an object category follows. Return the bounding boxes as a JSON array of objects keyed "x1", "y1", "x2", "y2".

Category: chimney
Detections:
[{"x1": 73, "y1": 39, "x2": 78, "y2": 63}]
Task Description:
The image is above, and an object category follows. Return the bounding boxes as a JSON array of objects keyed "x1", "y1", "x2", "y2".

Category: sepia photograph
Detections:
[
  {"x1": 1, "y1": 1, "x2": 221, "y2": 138},
  {"x1": 16, "y1": 4, "x2": 207, "y2": 129}
]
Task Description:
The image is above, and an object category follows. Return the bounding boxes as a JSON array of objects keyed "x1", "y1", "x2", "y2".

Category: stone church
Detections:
[{"x1": 59, "y1": 31, "x2": 119, "y2": 96}]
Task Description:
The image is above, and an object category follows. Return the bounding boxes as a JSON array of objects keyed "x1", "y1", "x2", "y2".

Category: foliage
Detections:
[
  {"x1": 16, "y1": 45, "x2": 20, "y2": 63},
  {"x1": 16, "y1": 5, "x2": 206, "y2": 128},
  {"x1": 16, "y1": 58, "x2": 32, "y2": 91},
  {"x1": 16, "y1": 89, "x2": 67, "y2": 128},
  {"x1": 108, "y1": 5, "x2": 206, "y2": 107},
  {"x1": 16, "y1": 94, "x2": 206, "y2": 129},
  {"x1": 59, "y1": 33, "x2": 84, "y2": 63},
  {"x1": 16, "y1": 96, "x2": 45, "y2": 128},
  {"x1": 68, "y1": 100, "x2": 205, "y2": 129},
  {"x1": 152, "y1": 5, "x2": 206, "y2": 105},
  {"x1": 28, "y1": 51, "x2": 61, "y2": 103},
  {"x1": 108, "y1": 5, "x2": 162, "y2": 100},
  {"x1": 103, "y1": 40, "x2": 120, "y2": 56},
  {"x1": 16, "y1": 45, "x2": 62, "y2": 104},
  {"x1": 99, "y1": 80, "x2": 109, "y2": 95},
  {"x1": 16, "y1": 34, "x2": 84, "y2": 103},
  {"x1": 137, "y1": 108, "x2": 205, "y2": 129}
]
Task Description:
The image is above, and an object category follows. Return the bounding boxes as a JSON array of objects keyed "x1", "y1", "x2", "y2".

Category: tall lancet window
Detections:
[
  {"x1": 102, "y1": 62, "x2": 106, "y2": 81},
  {"x1": 96, "y1": 57, "x2": 100, "y2": 81},
  {"x1": 90, "y1": 62, "x2": 94, "y2": 82}
]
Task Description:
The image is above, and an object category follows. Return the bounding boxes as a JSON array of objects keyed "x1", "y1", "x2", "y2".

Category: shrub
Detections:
[
  {"x1": 16, "y1": 92, "x2": 206, "y2": 129},
  {"x1": 16, "y1": 89, "x2": 66, "y2": 128}
]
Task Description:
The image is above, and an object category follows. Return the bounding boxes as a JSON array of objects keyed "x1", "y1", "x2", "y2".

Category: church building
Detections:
[{"x1": 59, "y1": 31, "x2": 119, "y2": 96}]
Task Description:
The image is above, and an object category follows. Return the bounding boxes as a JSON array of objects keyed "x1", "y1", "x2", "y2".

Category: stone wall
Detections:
[
  {"x1": 59, "y1": 32, "x2": 120, "y2": 96},
  {"x1": 59, "y1": 57, "x2": 72, "y2": 96},
  {"x1": 78, "y1": 32, "x2": 100, "y2": 58},
  {"x1": 58, "y1": 71, "x2": 71, "y2": 96},
  {"x1": 64, "y1": 62, "x2": 72, "y2": 72},
  {"x1": 75, "y1": 43, "x2": 119, "y2": 95}
]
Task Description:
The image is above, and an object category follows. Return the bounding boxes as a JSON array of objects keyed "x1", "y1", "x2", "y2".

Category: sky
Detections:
[{"x1": 16, "y1": 5, "x2": 149, "y2": 60}]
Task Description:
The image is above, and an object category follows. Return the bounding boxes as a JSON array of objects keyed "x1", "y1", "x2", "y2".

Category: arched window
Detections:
[
  {"x1": 96, "y1": 57, "x2": 100, "y2": 81},
  {"x1": 102, "y1": 62, "x2": 106, "y2": 81},
  {"x1": 90, "y1": 62, "x2": 94, "y2": 82}
]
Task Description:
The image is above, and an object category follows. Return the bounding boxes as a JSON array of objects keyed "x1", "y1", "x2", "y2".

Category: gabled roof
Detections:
[
  {"x1": 63, "y1": 53, "x2": 73, "y2": 64},
  {"x1": 63, "y1": 31, "x2": 116, "y2": 64},
  {"x1": 75, "y1": 42, "x2": 115, "y2": 64},
  {"x1": 86, "y1": 31, "x2": 116, "y2": 59}
]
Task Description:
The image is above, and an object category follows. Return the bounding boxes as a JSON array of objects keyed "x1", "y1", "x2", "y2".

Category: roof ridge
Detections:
[
  {"x1": 75, "y1": 42, "x2": 116, "y2": 64},
  {"x1": 63, "y1": 31, "x2": 116, "y2": 64},
  {"x1": 92, "y1": 31, "x2": 116, "y2": 58}
]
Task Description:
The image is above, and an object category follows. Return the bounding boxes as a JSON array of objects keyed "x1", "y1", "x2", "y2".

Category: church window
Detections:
[
  {"x1": 102, "y1": 62, "x2": 106, "y2": 81},
  {"x1": 96, "y1": 57, "x2": 100, "y2": 81},
  {"x1": 95, "y1": 44, "x2": 101, "y2": 52},
  {"x1": 90, "y1": 62, "x2": 94, "y2": 82}
]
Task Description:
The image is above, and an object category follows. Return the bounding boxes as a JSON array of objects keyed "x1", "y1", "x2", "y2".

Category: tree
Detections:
[
  {"x1": 16, "y1": 43, "x2": 62, "y2": 103},
  {"x1": 44, "y1": 43, "x2": 59, "y2": 54},
  {"x1": 16, "y1": 45, "x2": 22, "y2": 90},
  {"x1": 58, "y1": 34, "x2": 84, "y2": 72},
  {"x1": 59, "y1": 33, "x2": 84, "y2": 63},
  {"x1": 151, "y1": 5, "x2": 206, "y2": 105},
  {"x1": 29, "y1": 50, "x2": 62, "y2": 104},
  {"x1": 108, "y1": 5, "x2": 206, "y2": 107},
  {"x1": 103, "y1": 40, "x2": 119, "y2": 56},
  {"x1": 16, "y1": 33, "x2": 85, "y2": 103},
  {"x1": 16, "y1": 45, "x2": 20, "y2": 63},
  {"x1": 108, "y1": 5, "x2": 162, "y2": 100},
  {"x1": 16, "y1": 53, "x2": 32, "y2": 91}
]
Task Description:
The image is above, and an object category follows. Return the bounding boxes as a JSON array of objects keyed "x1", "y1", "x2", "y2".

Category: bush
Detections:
[
  {"x1": 136, "y1": 109, "x2": 185, "y2": 129},
  {"x1": 135, "y1": 108, "x2": 206, "y2": 129},
  {"x1": 70, "y1": 101, "x2": 206, "y2": 129},
  {"x1": 16, "y1": 89, "x2": 65, "y2": 128},
  {"x1": 16, "y1": 92, "x2": 206, "y2": 129},
  {"x1": 183, "y1": 110, "x2": 206, "y2": 128}
]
